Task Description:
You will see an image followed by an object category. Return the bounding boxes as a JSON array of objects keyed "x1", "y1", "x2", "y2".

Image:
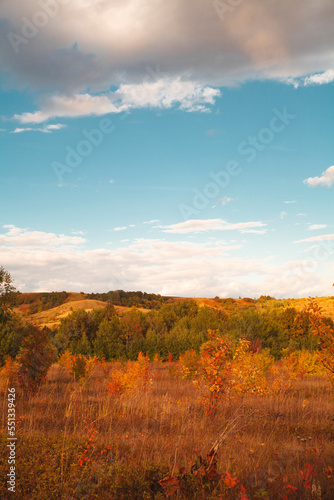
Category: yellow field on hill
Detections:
[
  {"x1": 27, "y1": 299, "x2": 107, "y2": 329},
  {"x1": 22, "y1": 299, "x2": 151, "y2": 329}
]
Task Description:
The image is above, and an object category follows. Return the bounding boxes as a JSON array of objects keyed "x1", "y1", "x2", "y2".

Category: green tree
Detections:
[
  {"x1": 0, "y1": 317, "x2": 30, "y2": 365},
  {"x1": 16, "y1": 324, "x2": 56, "y2": 393},
  {"x1": 0, "y1": 266, "x2": 17, "y2": 314},
  {"x1": 94, "y1": 317, "x2": 125, "y2": 360},
  {"x1": 55, "y1": 309, "x2": 100, "y2": 354}
]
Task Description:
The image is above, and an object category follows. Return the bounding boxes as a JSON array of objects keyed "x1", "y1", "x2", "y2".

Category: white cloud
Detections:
[
  {"x1": 308, "y1": 224, "x2": 328, "y2": 231},
  {"x1": 114, "y1": 226, "x2": 128, "y2": 231},
  {"x1": 284, "y1": 200, "x2": 296, "y2": 204},
  {"x1": 144, "y1": 219, "x2": 160, "y2": 224},
  {"x1": 13, "y1": 79, "x2": 221, "y2": 123},
  {"x1": 295, "y1": 234, "x2": 334, "y2": 243},
  {"x1": 71, "y1": 230, "x2": 85, "y2": 236},
  {"x1": 240, "y1": 229, "x2": 267, "y2": 235},
  {"x1": 156, "y1": 219, "x2": 266, "y2": 234},
  {"x1": 0, "y1": 225, "x2": 85, "y2": 248},
  {"x1": 279, "y1": 211, "x2": 288, "y2": 219},
  {"x1": 304, "y1": 166, "x2": 334, "y2": 187},
  {"x1": 301, "y1": 69, "x2": 334, "y2": 87},
  {"x1": 11, "y1": 123, "x2": 66, "y2": 133}
]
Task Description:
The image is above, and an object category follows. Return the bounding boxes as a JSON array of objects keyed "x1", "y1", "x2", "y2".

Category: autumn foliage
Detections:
[
  {"x1": 106, "y1": 352, "x2": 151, "y2": 396},
  {"x1": 306, "y1": 298, "x2": 334, "y2": 387},
  {"x1": 192, "y1": 330, "x2": 272, "y2": 414}
]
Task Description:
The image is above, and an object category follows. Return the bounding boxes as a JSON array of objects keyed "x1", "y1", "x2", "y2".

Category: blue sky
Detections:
[{"x1": 0, "y1": 0, "x2": 333, "y2": 297}]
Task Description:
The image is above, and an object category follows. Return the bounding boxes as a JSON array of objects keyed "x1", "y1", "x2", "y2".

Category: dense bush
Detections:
[{"x1": 86, "y1": 289, "x2": 168, "y2": 308}]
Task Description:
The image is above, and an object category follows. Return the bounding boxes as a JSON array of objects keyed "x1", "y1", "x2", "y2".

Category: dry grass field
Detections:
[{"x1": 1, "y1": 361, "x2": 334, "y2": 499}]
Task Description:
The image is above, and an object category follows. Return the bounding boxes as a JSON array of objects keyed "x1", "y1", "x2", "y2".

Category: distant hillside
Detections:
[
  {"x1": 14, "y1": 295, "x2": 152, "y2": 329},
  {"x1": 86, "y1": 290, "x2": 168, "y2": 309},
  {"x1": 13, "y1": 291, "x2": 334, "y2": 329}
]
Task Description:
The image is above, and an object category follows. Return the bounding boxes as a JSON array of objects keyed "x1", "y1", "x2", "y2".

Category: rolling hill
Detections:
[{"x1": 13, "y1": 291, "x2": 334, "y2": 330}]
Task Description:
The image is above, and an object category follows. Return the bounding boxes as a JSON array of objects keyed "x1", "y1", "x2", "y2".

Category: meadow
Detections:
[{"x1": 1, "y1": 355, "x2": 334, "y2": 499}]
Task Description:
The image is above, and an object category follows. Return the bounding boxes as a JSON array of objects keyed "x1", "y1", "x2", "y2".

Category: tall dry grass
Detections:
[{"x1": 1, "y1": 361, "x2": 334, "y2": 499}]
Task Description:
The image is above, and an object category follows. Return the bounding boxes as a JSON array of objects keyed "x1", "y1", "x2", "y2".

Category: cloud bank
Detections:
[
  {"x1": 1, "y1": 225, "x2": 332, "y2": 298},
  {"x1": 1, "y1": 0, "x2": 334, "y2": 122}
]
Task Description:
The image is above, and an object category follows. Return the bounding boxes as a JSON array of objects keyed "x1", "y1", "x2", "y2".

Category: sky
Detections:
[{"x1": 0, "y1": 0, "x2": 333, "y2": 298}]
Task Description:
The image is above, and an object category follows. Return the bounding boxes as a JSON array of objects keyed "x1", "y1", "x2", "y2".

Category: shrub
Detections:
[
  {"x1": 58, "y1": 350, "x2": 97, "y2": 381},
  {"x1": 282, "y1": 349, "x2": 325, "y2": 379},
  {"x1": 0, "y1": 356, "x2": 19, "y2": 389},
  {"x1": 196, "y1": 330, "x2": 271, "y2": 415},
  {"x1": 179, "y1": 349, "x2": 200, "y2": 379},
  {"x1": 106, "y1": 352, "x2": 151, "y2": 396}
]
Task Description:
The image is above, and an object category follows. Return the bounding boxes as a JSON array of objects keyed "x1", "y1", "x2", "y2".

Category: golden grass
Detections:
[{"x1": 1, "y1": 362, "x2": 334, "y2": 498}]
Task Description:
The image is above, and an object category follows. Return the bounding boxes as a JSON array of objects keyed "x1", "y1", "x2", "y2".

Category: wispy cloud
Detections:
[
  {"x1": 11, "y1": 123, "x2": 66, "y2": 133},
  {"x1": 212, "y1": 197, "x2": 234, "y2": 208},
  {"x1": 241, "y1": 229, "x2": 268, "y2": 235},
  {"x1": 284, "y1": 200, "x2": 296, "y2": 204},
  {"x1": 144, "y1": 219, "x2": 160, "y2": 225},
  {"x1": 157, "y1": 219, "x2": 266, "y2": 234},
  {"x1": 304, "y1": 166, "x2": 334, "y2": 187},
  {"x1": 114, "y1": 226, "x2": 128, "y2": 231},
  {"x1": 295, "y1": 234, "x2": 334, "y2": 243},
  {"x1": 308, "y1": 224, "x2": 328, "y2": 231}
]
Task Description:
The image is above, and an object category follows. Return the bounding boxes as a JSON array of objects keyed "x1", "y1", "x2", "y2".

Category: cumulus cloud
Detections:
[
  {"x1": 300, "y1": 69, "x2": 334, "y2": 87},
  {"x1": 156, "y1": 219, "x2": 266, "y2": 234},
  {"x1": 304, "y1": 166, "x2": 334, "y2": 187},
  {"x1": 1, "y1": 0, "x2": 334, "y2": 122},
  {"x1": 13, "y1": 79, "x2": 221, "y2": 123},
  {"x1": 0, "y1": 224, "x2": 85, "y2": 248}
]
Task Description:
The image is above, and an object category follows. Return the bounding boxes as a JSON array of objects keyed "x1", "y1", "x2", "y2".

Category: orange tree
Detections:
[
  {"x1": 306, "y1": 298, "x2": 334, "y2": 387},
  {"x1": 196, "y1": 330, "x2": 271, "y2": 415}
]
